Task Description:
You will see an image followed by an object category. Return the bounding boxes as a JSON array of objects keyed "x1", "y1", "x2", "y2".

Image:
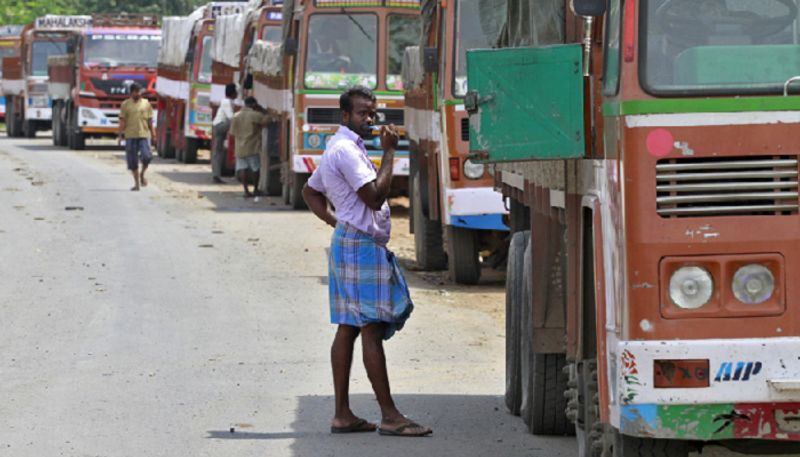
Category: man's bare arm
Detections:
[
  {"x1": 356, "y1": 124, "x2": 398, "y2": 211},
  {"x1": 303, "y1": 184, "x2": 337, "y2": 228}
]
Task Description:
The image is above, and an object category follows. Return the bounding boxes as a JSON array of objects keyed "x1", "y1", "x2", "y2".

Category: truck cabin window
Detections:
[
  {"x1": 84, "y1": 34, "x2": 161, "y2": 69},
  {"x1": 387, "y1": 14, "x2": 421, "y2": 91},
  {"x1": 262, "y1": 25, "x2": 281, "y2": 43},
  {"x1": 305, "y1": 14, "x2": 377, "y2": 89},
  {"x1": 31, "y1": 41, "x2": 67, "y2": 77},
  {"x1": 642, "y1": 0, "x2": 800, "y2": 95},
  {"x1": 198, "y1": 36, "x2": 213, "y2": 83},
  {"x1": 453, "y1": 0, "x2": 494, "y2": 97}
]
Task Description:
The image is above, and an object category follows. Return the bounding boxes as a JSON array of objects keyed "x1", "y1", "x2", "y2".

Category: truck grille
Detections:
[
  {"x1": 461, "y1": 117, "x2": 469, "y2": 142},
  {"x1": 656, "y1": 156, "x2": 799, "y2": 217},
  {"x1": 306, "y1": 108, "x2": 403, "y2": 125}
]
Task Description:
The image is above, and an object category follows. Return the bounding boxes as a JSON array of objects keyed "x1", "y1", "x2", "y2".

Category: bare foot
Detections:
[
  {"x1": 243, "y1": 191, "x2": 254, "y2": 199},
  {"x1": 141, "y1": 176, "x2": 148, "y2": 187},
  {"x1": 131, "y1": 186, "x2": 140, "y2": 192}
]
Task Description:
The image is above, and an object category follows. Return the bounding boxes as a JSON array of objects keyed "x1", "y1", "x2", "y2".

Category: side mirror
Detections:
[
  {"x1": 572, "y1": 0, "x2": 607, "y2": 16},
  {"x1": 422, "y1": 47, "x2": 438, "y2": 73},
  {"x1": 284, "y1": 37, "x2": 298, "y2": 56}
]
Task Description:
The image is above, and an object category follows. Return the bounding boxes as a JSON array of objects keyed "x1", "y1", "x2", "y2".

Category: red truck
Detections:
[
  {"x1": 2, "y1": 15, "x2": 90, "y2": 138},
  {"x1": 48, "y1": 13, "x2": 160, "y2": 150},
  {"x1": 155, "y1": 2, "x2": 247, "y2": 164},
  {"x1": 0, "y1": 25, "x2": 23, "y2": 122}
]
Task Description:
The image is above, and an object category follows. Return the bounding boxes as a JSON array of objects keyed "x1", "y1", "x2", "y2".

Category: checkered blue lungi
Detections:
[{"x1": 329, "y1": 223, "x2": 414, "y2": 340}]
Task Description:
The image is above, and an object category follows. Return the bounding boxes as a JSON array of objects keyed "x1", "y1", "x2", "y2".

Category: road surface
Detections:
[{"x1": 0, "y1": 137, "x2": 576, "y2": 457}]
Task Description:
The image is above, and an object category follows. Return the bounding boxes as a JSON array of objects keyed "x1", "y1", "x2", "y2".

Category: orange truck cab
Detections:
[
  {"x1": 48, "y1": 13, "x2": 161, "y2": 150},
  {"x1": 246, "y1": 0, "x2": 421, "y2": 209},
  {"x1": 403, "y1": 0, "x2": 509, "y2": 284},
  {"x1": 465, "y1": 0, "x2": 800, "y2": 455},
  {"x1": 3, "y1": 16, "x2": 89, "y2": 138},
  {"x1": 0, "y1": 25, "x2": 23, "y2": 122}
]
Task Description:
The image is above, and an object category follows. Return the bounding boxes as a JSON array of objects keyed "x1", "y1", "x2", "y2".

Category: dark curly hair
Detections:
[{"x1": 339, "y1": 85, "x2": 376, "y2": 114}]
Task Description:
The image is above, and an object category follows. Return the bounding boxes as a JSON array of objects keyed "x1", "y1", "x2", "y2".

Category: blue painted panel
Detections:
[{"x1": 450, "y1": 214, "x2": 508, "y2": 231}]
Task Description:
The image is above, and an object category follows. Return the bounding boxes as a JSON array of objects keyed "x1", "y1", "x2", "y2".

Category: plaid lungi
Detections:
[{"x1": 329, "y1": 223, "x2": 414, "y2": 340}]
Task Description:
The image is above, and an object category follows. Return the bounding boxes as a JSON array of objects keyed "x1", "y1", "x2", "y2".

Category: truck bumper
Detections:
[
  {"x1": 444, "y1": 187, "x2": 508, "y2": 231},
  {"x1": 78, "y1": 107, "x2": 118, "y2": 132},
  {"x1": 25, "y1": 106, "x2": 51, "y2": 121},
  {"x1": 615, "y1": 338, "x2": 800, "y2": 441}
]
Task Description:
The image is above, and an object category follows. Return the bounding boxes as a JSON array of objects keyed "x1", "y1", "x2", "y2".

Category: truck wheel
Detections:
[
  {"x1": 446, "y1": 226, "x2": 481, "y2": 285},
  {"x1": 613, "y1": 434, "x2": 688, "y2": 457},
  {"x1": 289, "y1": 172, "x2": 309, "y2": 210},
  {"x1": 7, "y1": 97, "x2": 22, "y2": 137},
  {"x1": 184, "y1": 137, "x2": 199, "y2": 164},
  {"x1": 505, "y1": 230, "x2": 529, "y2": 415},
  {"x1": 281, "y1": 163, "x2": 291, "y2": 205},
  {"x1": 51, "y1": 103, "x2": 60, "y2": 146},
  {"x1": 264, "y1": 152, "x2": 282, "y2": 196},
  {"x1": 23, "y1": 120, "x2": 35, "y2": 138},
  {"x1": 70, "y1": 107, "x2": 85, "y2": 150},
  {"x1": 56, "y1": 104, "x2": 68, "y2": 147},
  {"x1": 411, "y1": 168, "x2": 446, "y2": 270},
  {"x1": 520, "y1": 240, "x2": 574, "y2": 435}
]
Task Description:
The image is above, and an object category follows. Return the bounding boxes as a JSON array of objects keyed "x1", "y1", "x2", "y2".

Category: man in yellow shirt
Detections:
[
  {"x1": 119, "y1": 83, "x2": 155, "y2": 191},
  {"x1": 229, "y1": 96, "x2": 270, "y2": 198}
]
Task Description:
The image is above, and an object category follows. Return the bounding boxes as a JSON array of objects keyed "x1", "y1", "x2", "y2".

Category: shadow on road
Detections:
[{"x1": 206, "y1": 394, "x2": 574, "y2": 457}]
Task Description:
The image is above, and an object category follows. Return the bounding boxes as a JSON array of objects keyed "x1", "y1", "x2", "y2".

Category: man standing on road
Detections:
[
  {"x1": 229, "y1": 96, "x2": 269, "y2": 198},
  {"x1": 302, "y1": 86, "x2": 432, "y2": 437},
  {"x1": 211, "y1": 83, "x2": 237, "y2": 184},
  {"x1": 119, "y1": 83, "x2": 154, "y2": 192}
]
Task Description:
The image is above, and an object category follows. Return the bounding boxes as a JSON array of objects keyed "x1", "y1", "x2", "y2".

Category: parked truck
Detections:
[
  {"x1": 402, "y1": 0, "x2": 508, "y2": 284},
  {"x1": 244, "y1": 0, "x2": 421, "y2": 209},
  {"x1": 48, "y1": 13, "x2": 161, "y2": 150},
  {"x1": 155, "y1": 2, "x2": 246, "y2": 163},
  {"x1": 466, "y1": 0, "x2": 800, "y2": 455},
  {"x1": 0, "y1": 25, "x2": 23, "y2": 122},
  {"x1": 207, "y1": 0, "x2": 272, "y2": 176},
  {"x1": 2, "y1": 16, "x2": 89, "y2": 138}
]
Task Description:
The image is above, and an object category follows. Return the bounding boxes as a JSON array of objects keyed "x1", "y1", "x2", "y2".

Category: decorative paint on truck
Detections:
[
  {"x1": 0, "y1": 25, "x2": 22, "y2": 121},
  {"x1": 468, "y1": 0, "x2": 800, "y2": 454}
]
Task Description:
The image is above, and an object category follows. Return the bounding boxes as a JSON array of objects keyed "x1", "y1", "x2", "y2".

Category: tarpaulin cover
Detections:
[
  {"x1": 401, "y1": 45, "x2": 423, "y2": 89},
  {"x1": 248, "y1": 40, "x2": 283, "y2": 76},
  {"x1": 158, "y1": 6, "x2": 205, "y2": 67},
  {"x1": 491, "y1": 0, "x2": 564, "y2": 47},
  {"x1": 212, "y1": 13, "x2": 247, "y2": 67}
]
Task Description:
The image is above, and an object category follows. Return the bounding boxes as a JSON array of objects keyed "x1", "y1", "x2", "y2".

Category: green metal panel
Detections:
[{"x1": 466, "y1": 44, "x2": 585, "y2": 162}]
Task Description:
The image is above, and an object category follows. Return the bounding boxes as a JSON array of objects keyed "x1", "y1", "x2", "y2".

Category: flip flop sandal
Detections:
[
  {"x1": 378, "y1": 422, "x2": 432, "y2": 437},
  {"x1": 330, "y1": 418, "x2": 377, "y2": 434}
]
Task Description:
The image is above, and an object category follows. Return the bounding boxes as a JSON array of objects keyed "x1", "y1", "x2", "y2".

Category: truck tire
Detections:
[
  {"x1": 7, "y1": 97, "x2": 23, "y2": 137},
  {"x1": 70, "y1": 107, "x2": 85, "y2": 150},
  {"x1": 56, "y1": 103, "x2": 68, "y2": 147},
  {"x1": 614, "y1": 434, "x2": 688, "y2": 457},
  {"x1": 281, "y1": 162, "x2": 291, "y2": 204},
  {"x1": 184, "y1": 137, "x2": 199, "y2": 164},
  {"x1": 411, "y1": 168, "x2": 446, "y2": 270},
  {"x1": 51, "y1": 103, "x2": 60, "y2": 146},
  {"x1": 23, "y1": 120, "x2": 35, "y2": 138},
  {"x1": 264, "y1": 152, "x2": 282, "y2": 196},
  {"x1": 289, "y1": 172, "x2": 309, "y2": 210},
  {"x1": 505, "y1": 230, "x2": 529, "y2": 415},
  {"x1": 446, "y1": 225, "x2": 481, "y2": 285},
  {"x1": 520, "y1": 240, "x2": 574, "y2": 435}
]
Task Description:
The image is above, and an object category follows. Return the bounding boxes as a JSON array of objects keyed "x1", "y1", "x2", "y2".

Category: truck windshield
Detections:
[
  {"x1": 642, "y1": 0, "x2": 800, "y2": 95},
  {"x1": 31, "y1": 41, "x2": 67, "y2": 77},
  {"x1": 198, "y1": 36, "x2": 213, "y2": 83},
  {"x1": 305, "y1": 14, "x2": 377, "y2": 89},
  {"x1": 453, "y1": 0, "x2": 495, "y2": 97},
  {"x1": 387, "y1": 14, "x2": 420, "y2": 91},
  {"x1": 262, "y1": 25, "x2": 281, "y2": 43},
  {"x1": 84, "y1": 34, "x2": 161, "y2": 68}
]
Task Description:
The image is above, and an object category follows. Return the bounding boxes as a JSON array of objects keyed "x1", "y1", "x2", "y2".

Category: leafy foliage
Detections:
[{"x1": 0, "y1": 0, "x2": 212, "y2": 26}]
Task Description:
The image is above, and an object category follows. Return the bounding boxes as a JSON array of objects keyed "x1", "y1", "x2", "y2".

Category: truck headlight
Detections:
[
  {"x1": 463, "y1": 159, "x2": 485, "y2": 179},
  {"x1": 732, "y1": 264, "x2": 774, "y2": 304},
  {"x1": 669, "y1": 266, "x2": 713, "y2": 309},
  {"x1": 80, "y1": 108, "x2": 97, "y2": 120}
]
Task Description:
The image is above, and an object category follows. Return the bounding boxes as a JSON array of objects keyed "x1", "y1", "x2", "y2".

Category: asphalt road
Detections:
[{"x1": 0, "y1": 137, "x2": 577, "y2": 457}]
